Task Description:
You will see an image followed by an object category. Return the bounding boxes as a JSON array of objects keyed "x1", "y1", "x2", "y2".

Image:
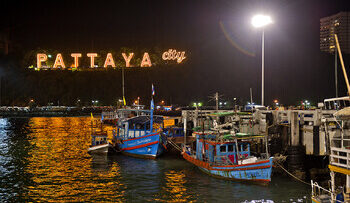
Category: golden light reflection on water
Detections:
[
  {"x1": 156, "y1": 170, "x2": 194, "y2": 202},
  {"x1": 25, "y1": 117, "x2": 125, "y2": 202}
]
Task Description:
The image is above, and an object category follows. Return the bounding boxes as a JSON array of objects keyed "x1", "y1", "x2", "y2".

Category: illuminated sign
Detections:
[
  {"x1": 162, "y1": 49, "x2": 186, "y2": 63},
  {"x1": 34, "y1": 49, "x2": 186, "y2": 70}
]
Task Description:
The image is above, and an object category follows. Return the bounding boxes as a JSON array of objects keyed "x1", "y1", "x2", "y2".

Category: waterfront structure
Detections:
[
  {"x1": 311, "y1": 104, "x2": 350, "y2": 202},
  {"x1": 320, "y1": 12, "x2": 350, "y2": 54}
]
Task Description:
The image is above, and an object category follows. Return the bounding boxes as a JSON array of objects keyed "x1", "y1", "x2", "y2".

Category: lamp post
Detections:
[{"x1": 251, "y1": 14, "x2": 272, "y2": 106}]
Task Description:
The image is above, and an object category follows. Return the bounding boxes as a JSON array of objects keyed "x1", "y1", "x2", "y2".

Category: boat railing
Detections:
[
  {"x1": 330, "y1": 147, "x2": 350, "y2": 169},
  {"x1": 324, "y1": 96, "x2": 350, "y2": 110},
  {"x1": 102, "y1": 111, "x2": 118, "y2": 120},
  {"x1": 311, "y1": 180, "x2": 334, "y2": 202}
]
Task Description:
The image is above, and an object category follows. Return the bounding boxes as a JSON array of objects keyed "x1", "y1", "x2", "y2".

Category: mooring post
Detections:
[{"x1": 291, "y1": 111, "x2": 300, "y2": 146}]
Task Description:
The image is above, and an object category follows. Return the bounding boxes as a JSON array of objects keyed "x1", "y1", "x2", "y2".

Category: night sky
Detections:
[{"x1": 1, "y1": 0, "x2": 350, "y2": 107}]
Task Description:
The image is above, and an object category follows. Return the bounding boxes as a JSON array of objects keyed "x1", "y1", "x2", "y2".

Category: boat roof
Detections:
[
  {"x1": 124, "y1": 115, "x2": 163, "y2": 124},
  {"x1": 208, "y1": 111, "x2": 251, "y2": 117}
]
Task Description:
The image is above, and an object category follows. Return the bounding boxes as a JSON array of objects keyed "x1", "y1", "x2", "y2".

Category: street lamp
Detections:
[
  {"x1": 233, "y1": 97, "x2": 237, "y2": 111},
  {"x1": 251, "y1": 14, "x2": 272, "y2": 106}
]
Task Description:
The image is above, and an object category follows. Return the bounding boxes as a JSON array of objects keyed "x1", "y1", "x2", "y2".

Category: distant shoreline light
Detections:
[{"x1": 35, "y1": 49, "x2": 186, "y2": 70}]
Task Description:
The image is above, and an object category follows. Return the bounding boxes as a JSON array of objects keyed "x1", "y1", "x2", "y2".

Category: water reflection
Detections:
[
  {"x1": 25, "y1": 117, "x2": 125, "y2": 202},
  {"x1": 158, "y1": 170, "x2": 190, "y2": 202},
  {"x1": 110, "y1": 156, "x2": 162, "y2": 202},
  {"x1": 0, "y1": 118, "x2": 32, "y2": 202},
  {"x1": 0, "y1": 117, "x2": 312, "y2": 202}
]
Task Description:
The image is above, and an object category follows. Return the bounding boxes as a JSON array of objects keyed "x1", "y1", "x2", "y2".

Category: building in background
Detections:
[
  {"x1": 0, "y1": 31, "x2": 9, "y2": 55},
  {"x1": 320, "y1": 12, "x2": 350, "y2": 54}
]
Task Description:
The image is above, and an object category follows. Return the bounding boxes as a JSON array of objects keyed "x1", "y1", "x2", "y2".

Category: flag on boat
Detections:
[
  {"x1": 152, "y1": 84, "x2": 155, "y2": 96},
  {"x1": 151, "y1": 99, "x2": 154, "y2": 111},
  {"x1": 123, "y1": 96, "x2": 126, "y2": 106}
]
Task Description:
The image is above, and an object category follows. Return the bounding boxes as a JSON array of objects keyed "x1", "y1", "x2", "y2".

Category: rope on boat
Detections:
[
  {"x1": 275, "y1": 162, "x2": 311, "y2": 186},
  {"x1": 167, "y1": 139, "x2": 182, "y2": 151}
]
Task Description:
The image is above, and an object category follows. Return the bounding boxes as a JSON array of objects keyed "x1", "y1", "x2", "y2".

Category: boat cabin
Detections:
[
  {"x1": 195, "y1": 134, "x2": 252, "y2": 165},
  {"x1": 116, "y1": 115, "x2": 163, "y2": 140}
]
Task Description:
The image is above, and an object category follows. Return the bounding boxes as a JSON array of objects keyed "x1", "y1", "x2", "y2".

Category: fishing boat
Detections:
[
  {"x1": 182, "y1": 112, "x2": 273, "y2": 184},
  {"x1": 112, "y1": 87, "x2": 167, "y2": 159},
  {"x1": 183, "y1": 133, "x2": 273, "y2": 184},
  {"x1": 88, "y1": 116, "x2": 113, "y2": 155},
  {"x1": 113, "y1": 114, "x2": 166, "y2": 159}
]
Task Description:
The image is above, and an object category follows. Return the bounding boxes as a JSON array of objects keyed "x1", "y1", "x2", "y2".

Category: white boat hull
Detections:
[{"x1": 88, "y1": 143, "x2": 112, "y2": 154}]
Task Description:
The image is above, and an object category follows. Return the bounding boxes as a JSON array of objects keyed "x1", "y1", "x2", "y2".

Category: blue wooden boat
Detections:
[
  {"x1": 183, "y1": 133, "x2": 273, "y2": 185},
  {"x1": 113, "y1": 109, "x2": 167, "y2": 159}
]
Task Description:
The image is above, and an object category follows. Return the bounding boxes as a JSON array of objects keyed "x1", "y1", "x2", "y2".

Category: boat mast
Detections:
[
  {"x1": 334, "y1": 34, "x2": 350, "y2": 96},
  {"x1": 335, "y1": 48, "x2": 338, "y2": 98},
  {"x1": 150, "y1": 84, "x2": 155, "y2": 132},
  {"x1": 215, "y1": 92, "x2": 219, "y2": 110},
  {"x1": 122, "y1": 66, "x2": 125, "y2": 105}
]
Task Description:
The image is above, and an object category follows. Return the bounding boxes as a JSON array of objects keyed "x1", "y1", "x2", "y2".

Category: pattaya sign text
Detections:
[{"x1": 36, "y1": 49, "x2": 186, "y2": 69}]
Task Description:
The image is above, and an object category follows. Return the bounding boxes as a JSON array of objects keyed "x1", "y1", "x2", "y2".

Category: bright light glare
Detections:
[{"x1": 251, "y1": 15, "x2": 272, "y2": 28}]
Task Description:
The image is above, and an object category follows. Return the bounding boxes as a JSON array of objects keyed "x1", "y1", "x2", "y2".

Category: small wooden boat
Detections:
[
  {"x1": 88, "y1": 117, "x2": 113, "y2": 155},
  {"x1": 88, "y1": 135, "x2": 112, "y2": 154}
]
